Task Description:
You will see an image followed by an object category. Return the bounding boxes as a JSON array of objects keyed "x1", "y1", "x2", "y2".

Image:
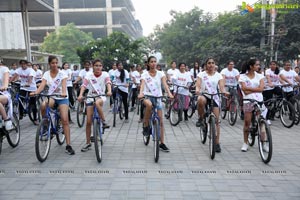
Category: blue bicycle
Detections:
[
  {"x1": 85, "y1": 94, "x2": 106, "y2": 163},
  {"x1": 35, "y1": 94, "x2": 66, "y2": 162},
  {"x1": 112, "y1": 85, "x2": 124, "y2": 127},
  {"x1": 142, "y1": 95, "x2": 162, "y2": 163}
]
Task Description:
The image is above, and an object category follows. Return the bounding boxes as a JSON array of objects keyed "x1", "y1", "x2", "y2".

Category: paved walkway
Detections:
[{"x1": 0, "y1": 104, "x2": 299, "y2": 200}]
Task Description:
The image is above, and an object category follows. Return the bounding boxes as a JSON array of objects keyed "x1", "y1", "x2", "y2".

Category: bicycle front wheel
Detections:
[
  {"x1": 280, "y1": 100, "x2": 295, "y2": 128},
  {"x1": 293, "y1": 99, "x2": 300, "y2": 125},
  {"x1": 228, "y1": 99, "x2": 238, "y2": 126},
  {"x1": 6, "y1": 113, "x2": 20, "y2": 148},
  {"x1": 93, "y1": 119, "x2": 102, "y2": 163},
  {"x1": 76, "y1": 102, "x2": 86, "y2": 128},
  {"x1": 35, "y1": 118, "x2": 51, "y2": 162},
  {"x1": 187, "y1": 99, "x2": 195, "y2": 118},
  {"x1": 113, "y1": 100, "x2": 117, "y2": 127},
  {"x1": 258, "y1": 119, "x2": 272, "y2": 164},
  {"x1": 55, "y1": 117, "x2": 65, "y2": 145},
  {"x1": 169, "y1": 100, "x2": 180, "y2": 126},
  {"x1": 208, "y1": 116, "x2": 216, "y2": 160},
  {"x1": 153, "y1": 119, "x2": 160, "y2": 163}
]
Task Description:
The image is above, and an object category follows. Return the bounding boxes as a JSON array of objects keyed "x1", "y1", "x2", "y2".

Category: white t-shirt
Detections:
[
  {"x1": 198, "y1": 71, "x2": 223, "y2": 94},
  {"x1": 265, "y1": 69, "x2": 280, "y2": 88},
  {"x1": 108, "y1": 69, "x2": 117, "y2": 78},
  {"x1": 35, "y1": 69, "x2": 43, "y2": 82},
  {"x1": 82, "y1": 72, "x2": 111, "y2": 103},
  {"x1": 9, "y1": 69, "x2": 16, "y2": 78},
  {"x1": 15, "y1": 67, "x2": 37, "y2": 91},
  {"x1": 173, "y1": 71, "x2": 193, "y2": 96},
  {"x1": 141, "y1": 71, "x2": 165, "y2": 97},
  {"x1": 113, "y1": 70, "x2": 129, "y2": 93},
  {"x1": 167, "y1": 68, "x2": 180, "y2": 90},
  {"x1": 239, "y1": 72, "x2": 264, "y2": 102},
  {"x1": 72, "y1": 69, "x2": 80, "y2": 81},
  {"x1": 131, "y1": 70, "x2": 141, "y2": 89},
  {"x1": 42, "y1": 71, "x2": 68, "y2": 100},
  {"x1": 79, "y1": 68, "x2": 93, "y2": 80},
  {"x1": 62, "y1": 69, "x2": 73, "y2": 87},
  {"x1": 190, "y1": 68, "x2": 201, "y2": 79},
  {"x1": 220, "y1": 68, "x2": 240, "y2": 86},
  {"x1": 279, "y1": 69, "x2": 299, "y2": 92},
  {"x1": 0, "y1": 66, "x2": 9, "y2": 88}
]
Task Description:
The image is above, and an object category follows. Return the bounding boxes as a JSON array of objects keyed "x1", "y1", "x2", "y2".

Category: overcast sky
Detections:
[{"x1": 131, "y1": 0, "x2": 258, "y2": 36}]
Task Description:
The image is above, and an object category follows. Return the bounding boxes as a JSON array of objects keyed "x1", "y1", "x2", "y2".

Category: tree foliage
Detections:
[
  {"x1": 40, "y1": 23, "x2": 94, "y2": 63},
  {"x1": 149, "y1": 2, "x2": 300, "y2": 69},
  {"x1": 77, "y1": 32, "x2": 147, "y2": 70}
]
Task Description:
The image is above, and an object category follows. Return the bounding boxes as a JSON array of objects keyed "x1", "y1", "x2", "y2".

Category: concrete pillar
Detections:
[
  {"x1": 106, "y1": 0, "x2": 113, "y2": 35},
  {"x1": 21, "y1": 0, "x2": 31, "y2": 61},
  {"x1": 54, "y1": 0, "x2": 60, "y2": 28}
]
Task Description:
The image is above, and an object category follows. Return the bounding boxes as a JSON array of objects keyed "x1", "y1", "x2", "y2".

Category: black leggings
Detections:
[
  {"x1": 113, "y1": 88, "x2": 128, "y2": 119},
  {"x1": 19, "y1": 90, "x2": 37, "y2": 120},
  {"x1": 263, "y1": 87, "x2": 283, "y2": 120},
  {"x1": 131, "y1": 88, "x2": 138, "y2": 107}
]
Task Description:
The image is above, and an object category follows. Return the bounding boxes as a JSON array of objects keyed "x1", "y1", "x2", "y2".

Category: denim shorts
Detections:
[
  {"x1": 146, "y1": 97, "x2": 163, "y2": 110},
  {"x1": 54, "y1": 98, "x2": 69, "y2": 105}
]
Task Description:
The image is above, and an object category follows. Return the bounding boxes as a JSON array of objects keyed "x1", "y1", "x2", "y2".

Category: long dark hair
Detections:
[
  {"x1": 270, "y1": 60, "x2": 279, "y2": 75},
  {"x1": 62, "y1": 62, "x2": 68, "y2": 70},
  {"x1": 117, "y1": 62, "x2": 125, "y2": 82},
  {"x1": 147, "y1": 56, "x2": 156, "y2": 71},
  {"x1": 241, "y1": 59, "x2": 258, "y2": 74},
  {"x1": 48, "y1": 55, "x2": 58, "y2": 64}
]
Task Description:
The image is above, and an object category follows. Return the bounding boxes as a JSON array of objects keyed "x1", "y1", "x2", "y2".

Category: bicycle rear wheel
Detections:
[
  {"x1": 258, "y1": 119, "x2": 272, "y2": 164},
  {"x1": 169, "y1": 100, "x2": 180, "y2": 126},
  {"x1": 6, "y1": 113, "x2": 20, "y2": 148},
  {"x1": 228, "y1": 99, "x2": 238, "y2": 126},
  {"x1": 208, "y1": 116, "x2": 216, "y2": 160},
  {"x1": 93, "y1": 119, "x2": 102, "y2": 163},
  {"x1": 55, "y1": 116, "x2": 65, "y2": 145},
  {"x1": 293, "y1": 99, "x2": 300, "y2": 125},
  {"x1": 153, "y1": 119, "x2": 160, "y2": 163},
  {"x1": 187, "y1": 99, "x2": 195, "y2": 118},
  {"x1": 113, "y1": 100, "x2": 117, "y2": 127},
  {"x1": 35, "y1": 118, "x2": 51, "y2": 162},
  {"x1": 280, "y1": 100, "x2": 295, "y2": 128},
  {"x1": 200, "y1": 122, "x2": 207, "y2": 144},
  {"x1": 76, "y1": 102, "x2": 86, "y2": 128}
]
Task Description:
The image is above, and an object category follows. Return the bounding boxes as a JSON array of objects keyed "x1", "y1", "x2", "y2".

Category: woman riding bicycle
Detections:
[
  {"x1": 31, "y1": 56, "x2": 75, "y2": 155},
  {"x1": 78, "y1": 59, "x2": 112, "y2": 152},
  {"x1": 11, "y1": 60, "x2": 38, "y2": 125},
  {"x1": 0, "y1": 64, "x2": 14, "y2": 130},
  {"x1": 239, "y1": 59, "x2": 265, "y2": 152},
  {"x1": 195, "y1": 57, "x2": 228, "y2": 153},
  {"x1": 138, "y1": 56, "x2": 174, "y2": 152},
  {"x1": 172, "y1": 62, "x2": 193, "y2": 121}
]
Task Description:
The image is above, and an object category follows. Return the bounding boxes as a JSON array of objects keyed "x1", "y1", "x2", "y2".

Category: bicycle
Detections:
[
  {"x1": 112, "y1": 85, "x2": 124, "y2": 127},
  {"x1": 264, "y1": 84, "x2": 295, "y2": 128},
  {"x1": 245, "y1": 99, "x2": 273, "y2": 164},
  {"x1": 187, "y1": 90, "x2": 198, "y2": 118},
  {"x1": 35, "y1": 94, "x2": 66, "y2": 162},
  {"x1": 76, "y1": 88, "x2": 88, "y2": 128},
  {"x1": 199, "y1": 92, "x2": 225, "y2": 160},
  {"x1": 0, "y1": 99, "x2": 20, "y2": 155},
  {"x1": 291, "y1": 85, "x2": 300, "y2": 125},
  {"x1": 141, "y1": 95, "x2": 163, "y2": 163},
  {"x1": 221, "y1": 86, "x2": 238, "y2": 126},
  {"x1": 10, "y1": 82, "x2": 41, "y2": 124},
  {"x1": 84, "y1": 94, "x2": 107, "y2": 163},
  {"x1": 165, "y1": 84, "x2": 189, "y2": 126}
]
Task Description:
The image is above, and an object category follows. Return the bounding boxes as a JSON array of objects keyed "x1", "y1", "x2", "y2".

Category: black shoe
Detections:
[
  {"x1": 103, "y1": 122, "x2": 110, "y2": 129},
  {"x1": 143, "y1": 126, "x2": 150, "y2": 136},
  {"x1": 196, "y1": 119, "x2": 204, "y2": 128},
  {"x1": 159, "y1": 143, "x2": 170, "y2": 152},
  {"x1": 65, "y1": 145, "x2": 75, "y2": 155},
  {"x1": 215, "y1": 144, "x2": 221, "y2": 153}
]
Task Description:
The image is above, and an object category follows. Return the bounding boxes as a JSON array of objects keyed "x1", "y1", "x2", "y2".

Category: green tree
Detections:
[
  {"x1": 77, "y1": 32, "x2": 147, "y2": 70},
  {"x1": 40, "y1": 23, "x2": 94, "y2": 63}
]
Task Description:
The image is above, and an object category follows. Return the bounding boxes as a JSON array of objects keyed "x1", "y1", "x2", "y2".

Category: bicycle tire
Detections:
[
  {"x1": 187, "y1": 99, "x2": 195, "y2": 118},
  {"x1": 35, "y1": 119, "x2": 51, "y2": 162},
  {"x1": 200, "y1": 122, "x2": 207, "y2": 144},
  {"x1": 209, "y1": 116, "x2": 216, "y2": 160},
  {"x1": 0, "y1": 136, "x2": 2, "y2": 155},
  {"x1": 28, "y1": 100, "x2": 41, "y2": 124},
  {"x1": 280, "y1": 100, "x2": 295, "y2": 128},
  {"x1": 258, "y1": 119, "x2": 273, "y2": 164},
  {"x1": 76, "y1": 102, "x2": 86, "y2": 128},
  {"x1": 248, "y1": 130, "x2": 256, "y2": 147},
  {"x1": 221, "y1": 110, "x2": 227, "y2": 119},
  {"x1": 93, "y1": 119, "x2": 102, "y2": 163},
  {"x1": 293, "y1": 99, "x2": 300, "y2": 125},
  {"x1": 55, "y1": 116, "x2": 65, "y2": 145},
  {"x1": 119, "y1": 100, "x2": 124, "y2": 120},
  {"x1": 228, "y1": 99, "x2": 238, "y2": 126},
  {"x1": 153, "y1": 119, "x2": 160, "y2": 163},
  {"x1": 113, "y1": 99, "x2": 117, "y2": 127},
  {"x1": 6, "y1": 113, "x2": 20, "y2": 148},
  {"x1": 169, "y1": 100, "x2": 180, "y2": 126}
]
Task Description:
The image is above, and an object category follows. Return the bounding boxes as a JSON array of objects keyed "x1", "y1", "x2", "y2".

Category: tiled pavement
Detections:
[{"x1": 0, "y1": 104, "x2": 299, "y2": 200}]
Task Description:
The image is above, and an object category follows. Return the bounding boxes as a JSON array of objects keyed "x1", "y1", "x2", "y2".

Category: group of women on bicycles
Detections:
[{"x1": 1, "y1": 54, "x2": 299, "y2": 163}]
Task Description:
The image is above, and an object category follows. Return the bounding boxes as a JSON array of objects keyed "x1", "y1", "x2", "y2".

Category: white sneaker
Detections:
[
  {"x1": 263, "y1": 143, "x2": 269, "y2": 153},
  {"x1": 5, "y1": 120, "x2": 14, "y2": 131},
  {"x1": 267, "y1": 120, "x2": 271, "y2": 125},
  {"x1": 241, "y1": 143, "x2": 248, "y2": 152}
]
